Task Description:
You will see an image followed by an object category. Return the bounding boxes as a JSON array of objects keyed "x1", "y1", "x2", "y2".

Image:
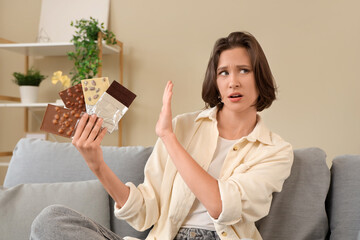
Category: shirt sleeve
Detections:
[
  {"x1": 212, "y1": 141, "x2": 294, "y2": 225},
  {"x1": 113, "y1": 137, "x2": 169, "y2": 231}
]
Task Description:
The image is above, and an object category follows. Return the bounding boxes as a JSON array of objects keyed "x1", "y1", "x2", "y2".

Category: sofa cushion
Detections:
[
  {"x1": 4, "y1": 138, "x2": 152, "y2": 188},
  {"x1": 4, "y1": 138, "x2": 153, "y2": 239},
  {"x1": 256, "y1": 147, "x2": 330, "y2": 240},
  {"x1": 0, "y1": 180, "x2": 109, "y2": 240},
  {"x1": 326, "y1": 154, "x2": 360, "y2": 240}
]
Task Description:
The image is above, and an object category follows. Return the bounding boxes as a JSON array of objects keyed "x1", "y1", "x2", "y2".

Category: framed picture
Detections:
[{"x1": 37, "y1": 0, "x2": 110, "y2": 42}]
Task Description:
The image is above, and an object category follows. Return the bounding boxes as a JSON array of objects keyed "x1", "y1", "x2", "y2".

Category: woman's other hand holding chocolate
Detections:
[
  {"x1": 72, "y1": 113, "x2": 107, "y2": 172},
  {"x1": 72, "y1": 113, "x2": 130, "y2": 208}
]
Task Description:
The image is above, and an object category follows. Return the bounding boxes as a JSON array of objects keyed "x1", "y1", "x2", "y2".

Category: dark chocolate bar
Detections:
[
  {"x1": 59, "y1": 83, "x2": 86, "y2": 112},
  {"x1": 106, "y1": 81, "x2": 136, "y2": 108},
  {"x1": 40, "y1": 104, "x2": 82, "y2": 138}
]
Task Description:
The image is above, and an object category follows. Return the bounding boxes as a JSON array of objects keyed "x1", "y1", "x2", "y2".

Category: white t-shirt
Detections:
[{"x1": 182, "y1": 136, "x2": 239, "y2": 231}]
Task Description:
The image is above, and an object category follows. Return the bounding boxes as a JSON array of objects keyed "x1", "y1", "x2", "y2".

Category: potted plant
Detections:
[
  {"x1": 12, "y1": 68, "x2": 46, "y2": 103},
  {"x1": 67, "y1": 17, "x2": 117, "y2": 85}
]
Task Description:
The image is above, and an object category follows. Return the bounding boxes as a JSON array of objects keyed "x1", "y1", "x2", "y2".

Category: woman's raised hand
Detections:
[
  {"x1": 72, "y1": 113, "x2": 107, "y2": 171},
  {"x1": 156, "y1": 81, "x2": 174, "y2": 140}
]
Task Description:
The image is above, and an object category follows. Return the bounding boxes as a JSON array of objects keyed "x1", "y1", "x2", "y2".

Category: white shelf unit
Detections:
[
  {"x1": 0, "y1": 102, "x2": 64, "y2": 108},
  {"x1": 0, "y1": 41, "x2": 120, "y2": 56}
]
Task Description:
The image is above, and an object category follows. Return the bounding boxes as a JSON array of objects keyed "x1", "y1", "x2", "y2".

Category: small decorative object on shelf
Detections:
[
  {"x1": 52, "y1": 71, "x2": 71, "y2": 105},
  {"x1": 67, "y1": 17, "x2": 117, "y2": 86},
  {"x1": 51, "y1": 71, "x2": 71, "y2": 89},
  {"x1": 12, "y1": 68, "x2": 47, "y2": 103}
]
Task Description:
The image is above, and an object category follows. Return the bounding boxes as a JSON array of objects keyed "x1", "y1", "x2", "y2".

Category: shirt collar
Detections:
[
  {"x1": 195, "y1": 107, "x2": 274, "y2": 145},
  {"x1": 195, "y1": 107, "x2": 218, "y2": 122}
]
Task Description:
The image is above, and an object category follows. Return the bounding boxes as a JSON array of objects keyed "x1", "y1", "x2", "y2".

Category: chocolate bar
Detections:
[
  {"x1": 91, "y1": 81, "x2": 136, "y2": 133},
  {"x1": 40, "y1": 104, "x2": 82, "y2": 138},
  {"x1": 81, "y1": 77, "x2": 110, "y2": 106},
  {"x1": 106, "y1": 81, "x2": 136, "y2": 108},
  {"x1": 58, "y1": 83, "x2": 86, "y2": 113}
]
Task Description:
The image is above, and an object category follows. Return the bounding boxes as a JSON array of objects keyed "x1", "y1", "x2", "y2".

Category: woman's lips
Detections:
[{"x1": 228, "y1": 93, "x2": 243, "y2": 102}]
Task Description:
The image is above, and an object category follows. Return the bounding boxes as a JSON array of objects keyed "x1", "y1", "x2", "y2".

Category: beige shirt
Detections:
[
  {"x1": 115, "y1": 107, "x2": 294, "y2": 240},
  {"x1": 182, "y1": 137, "x2": 239, "y2": 231}
]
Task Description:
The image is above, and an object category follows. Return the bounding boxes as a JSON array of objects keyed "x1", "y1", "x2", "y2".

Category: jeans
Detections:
[
  {"x1": 174, "y1": 228, "x2": 221, "y2": 240},
  {"x1": 30, "y1": 205, "x2": 221, "y2": 240},
  {"x1": 30, "y1": 205, "x2": 123, "y2": 240}
]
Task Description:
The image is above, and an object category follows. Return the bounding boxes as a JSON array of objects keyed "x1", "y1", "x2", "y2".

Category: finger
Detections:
[
  {"x1": 87, "y1": 117, "x2": 104, "y2": 142},
  {"x1": 168, "y1": 80, "x2": 173, "y2": 90},
  {"x1": 166, "y1": 80, "x2": 172, "y2": 90},
  {"x1": 79, "y1": 114, "x2": 98, "y2": 142},
  {"x1": 94, "y1": 127, "x2": 108, "y2": 145},
  {"x1": 162, "y1": 81, "x2": 170, "y2": 100},
  {"x1": 72, "y1": 113, "x2": 89, "y2": 141},
  {"x1": 167, "y1": 82, "x2": 173, "y2": 98},
  {"x1": 166, "y1": 81, "x2": 173, "y2": 95},
  {"x1": 163, "y1": 81, "x2": 171, "y2": 98},
  {"x1": 163, "y1": 81, "x2": 173, "y2": 108}
]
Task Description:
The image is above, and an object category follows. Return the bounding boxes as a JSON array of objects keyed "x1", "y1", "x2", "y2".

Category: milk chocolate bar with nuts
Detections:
[
  {"x1": 40, "y1": 104, "x2": 82, "y2": 138},
  {"x1": 58, "y1": 83, "x2": 86, "y2": 112}
]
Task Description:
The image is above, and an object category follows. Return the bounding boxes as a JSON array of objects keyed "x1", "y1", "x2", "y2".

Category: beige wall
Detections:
[{"x1": 1, "y1": 0, "x2": 360, "y2": 183}]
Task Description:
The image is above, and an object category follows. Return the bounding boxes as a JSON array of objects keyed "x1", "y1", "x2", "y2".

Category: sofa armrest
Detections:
[
  {"x1": 326, "y1": 154, "x2": 360, "y2": 239},
  {"x1": 256, "y1": 147, "x2": 330, "y2": 240}
]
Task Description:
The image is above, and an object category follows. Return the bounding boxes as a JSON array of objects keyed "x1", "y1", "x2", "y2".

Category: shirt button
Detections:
[
  {"x1": 221, "y1": 231, "x2": 228, "y2": 237},
  {"x1": 233, "y1": 146, "x2": 238, "y2": 151}
]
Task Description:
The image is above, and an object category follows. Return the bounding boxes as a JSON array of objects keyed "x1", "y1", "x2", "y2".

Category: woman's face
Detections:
[{"x1": 216, "y1": 47, "x2": 259, "y2": 114}]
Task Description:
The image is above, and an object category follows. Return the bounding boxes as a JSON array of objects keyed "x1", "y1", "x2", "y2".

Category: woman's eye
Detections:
[
  {"x1": 240, "y1": 69, "x2": 249, "y2": 74},
  {"x1": 218, "y1": 71, "x2": 229, "y2": 76}
]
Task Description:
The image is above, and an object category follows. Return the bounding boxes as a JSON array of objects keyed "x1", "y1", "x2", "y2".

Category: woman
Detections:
[{"x1": 31, "y1": 31, "x2": 293, "y2": 240}]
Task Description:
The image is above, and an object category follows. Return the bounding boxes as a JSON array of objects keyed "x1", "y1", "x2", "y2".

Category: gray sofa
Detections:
[{"x1": 1, "y1": 138, "x2": 360, "y2": 239}]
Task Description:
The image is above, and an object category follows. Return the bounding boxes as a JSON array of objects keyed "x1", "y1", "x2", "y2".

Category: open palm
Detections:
[{"x1": 156, "y1": 81, "x2": 173, "y2": 139}]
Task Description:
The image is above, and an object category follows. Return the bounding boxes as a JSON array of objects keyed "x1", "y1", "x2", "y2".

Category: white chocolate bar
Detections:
[{"x1": 81, "y1": 77, "x2": 110, "y2": 106}]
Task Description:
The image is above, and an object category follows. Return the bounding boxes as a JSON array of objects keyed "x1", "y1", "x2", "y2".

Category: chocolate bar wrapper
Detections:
[
  {"x1": 91, "y1": 94, "x2": 127, "y2": 133},
  {"x1": 90, "y1": 81, "x2": 136, "y2": 133}
]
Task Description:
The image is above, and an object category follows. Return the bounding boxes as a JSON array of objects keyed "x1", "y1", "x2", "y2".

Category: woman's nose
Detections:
[{"x1": 229, "y1": 75, "x2": 240, "y2": 89}]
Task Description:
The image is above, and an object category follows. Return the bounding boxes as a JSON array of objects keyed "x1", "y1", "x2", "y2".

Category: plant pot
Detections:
[{"x1": 19, "y1": 86, "x2": 39, "y2": 103}]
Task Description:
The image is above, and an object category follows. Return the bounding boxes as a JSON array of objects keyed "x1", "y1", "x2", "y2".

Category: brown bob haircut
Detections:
[{"x1": 202, "y1": 31, "x2": 277, "y2": 112}]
